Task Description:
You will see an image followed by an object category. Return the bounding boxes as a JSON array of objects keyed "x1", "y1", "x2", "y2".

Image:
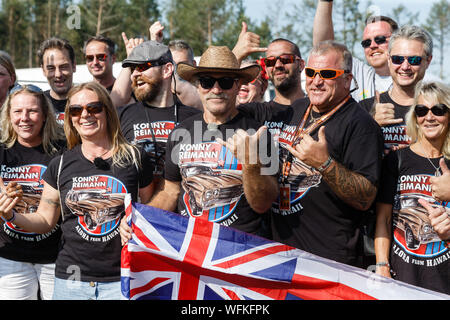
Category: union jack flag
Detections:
[{"x1": 121, "y1": 195, "x2": 449, "y2": 300}]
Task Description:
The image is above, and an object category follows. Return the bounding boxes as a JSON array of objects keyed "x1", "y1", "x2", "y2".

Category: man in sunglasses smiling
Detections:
[
  {"x1": 117, "y1": 41, "x2": 200, "y2": 198},
  {"x1": 138, "y1": 45, "x2": 278, "y2": 237},
  {"x1": 83, "y1": 35, "x2": 117, "y2": 92},
  {"x1": 313, "y1": 0, "x2": 398, "y2": 101},
  {"x1": 271, "y1": 41, "x2": 384, "y2": 267},
  {"x1": 359, "y1": 25, "x2": 433, "y2": 153}
]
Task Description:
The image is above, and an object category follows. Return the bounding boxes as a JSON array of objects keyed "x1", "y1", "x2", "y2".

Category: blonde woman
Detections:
[
  {"x1": 375, "y1": 81, "x2": 449, "y2": 294},
  {"x1": 0, "y1": 82, "x2": 154, "y2": 300},
  {"x1": 0, "y1": 84, "x2": 64, "y2": 300}
]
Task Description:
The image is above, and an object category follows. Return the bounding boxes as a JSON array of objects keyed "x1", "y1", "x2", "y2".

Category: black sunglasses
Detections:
[
  {"x1": 264, "y1": 54, "x2": 298, "y2": 67},
  {"x1": 198, "y1": 77, "x2": 238, "y2": 90},
  {"x1": 414, "y1": 104, "x2": 448, "y2": 117},
  {"x1": 68, "y1": 102, "x2": 104, "y2": 117},
  {"x1": 390, "y1": 55, "x2": 423, "y2": 66},
  {"x1": 361, "y1": 35, "x2": 388, "y2": 48},
  {"x1": 85, "y1": 54, "x2": 108, "y2": 63}
]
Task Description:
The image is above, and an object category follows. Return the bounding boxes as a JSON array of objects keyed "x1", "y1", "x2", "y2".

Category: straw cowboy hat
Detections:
[{"x1": 177, "y1": 46, "x2": 261, "y2": 84}]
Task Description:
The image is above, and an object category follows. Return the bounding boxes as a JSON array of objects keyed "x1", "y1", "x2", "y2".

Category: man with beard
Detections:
[
  {"x1": 149, "y1": 21, "x2": 203, "y2": 111},
  {"x1": 232, "y1": 23, "x2": 305, "y2": 139},
  {"x1": 37, "y1": 37, "x2": 76, "y2": 125},
  {"x1": 117, "y1": 41, "x2": 200, "y2": 197},
  {"x1": 233, "y1": 23, "x2": 305, "y2": 106},
  {"x1": 83, "y1": 35, "x2": 117, "y2": 92}
]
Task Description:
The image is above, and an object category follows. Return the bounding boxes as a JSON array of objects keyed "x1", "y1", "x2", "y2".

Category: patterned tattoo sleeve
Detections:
[{"x1": 322, "y1": 160, "x2": 377, "y2": 211}]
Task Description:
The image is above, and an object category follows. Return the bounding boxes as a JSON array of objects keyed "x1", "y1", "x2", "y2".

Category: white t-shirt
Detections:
[{"x1": 351, "y1": 57, "x2": 392, "y2": 101}]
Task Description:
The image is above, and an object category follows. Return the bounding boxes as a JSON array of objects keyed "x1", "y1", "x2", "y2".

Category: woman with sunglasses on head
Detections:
[
  {"x1": 375, "y1": 81, "x2": 450, "y2": 294},
  {"x1": 0, "y1": 82, "x2": 154, "y2": 300},
  {"x1": 0, "y1": 84, "x2": 65, "y2": 300}
]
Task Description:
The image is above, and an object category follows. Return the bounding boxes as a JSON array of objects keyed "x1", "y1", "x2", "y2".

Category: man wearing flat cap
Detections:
[
  {"x1": 117, "y1": 41, "x2": 200, "y2": 197},
  {"x1": 120, "y1": 46, "x2": 278, "y2": 239}
]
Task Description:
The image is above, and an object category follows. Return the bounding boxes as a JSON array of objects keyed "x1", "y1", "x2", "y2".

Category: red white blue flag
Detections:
[{"x1": 121, "y1": 195, "x2": 449, "y2": 300}]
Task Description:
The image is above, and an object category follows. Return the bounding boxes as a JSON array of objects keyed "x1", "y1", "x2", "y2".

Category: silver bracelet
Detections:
[
  {"x1": 317, "y1": 156, "x2": 333, "y2": 173},
  {"x1": 375, "y1": 261, "x2": 390, "y2": 267}
]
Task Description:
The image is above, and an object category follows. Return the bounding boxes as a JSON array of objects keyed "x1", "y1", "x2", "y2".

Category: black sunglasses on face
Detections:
[
  {"x1": 264, "y1": 54, "x2": 298, "y2": 67},
  {"x1": 85, "y1": 54, "x2": 108, "y2": 63},
  {"x1": 361, "y1": 35, "x2": 388, "y2": 48},
  {"x1": 68, "y1": 102, "x2": 104, "y2": 117},
  {"x1": 390, "y1": 55, "x2": 423, "y2": 66},
  {"x1": 414, "y1": 104, "x2": 448, "y2": 117},
  {"x1": 198, "y1": 77, "x2": 238, "y2": 90}
]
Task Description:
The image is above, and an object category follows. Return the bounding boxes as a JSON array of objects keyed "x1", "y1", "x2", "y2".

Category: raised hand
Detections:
[
  {"x1": 217, "y1": 126, "x2": 268, "y2": 166},
  {"x1": 149, "y1": 21, "x2": 164, "y2": 43},
  {"x1": 122, "y1": 32, "x2": 144, "y2": 57},
  {"x1": 372, "y1": 91, "x2": 403, "y2": 127},
  {"x1": 285, "y1": 126, "x2": 329, "y2": 170},
  {"x1": 430, "y1": 159, "x2": 450, "y2": 202},
  {"x1": 418, "y1": 198, "x2": 450, "y2": 241},
  {"x1": 232, "y1": 22, "x2": 267, "y2": 63}
]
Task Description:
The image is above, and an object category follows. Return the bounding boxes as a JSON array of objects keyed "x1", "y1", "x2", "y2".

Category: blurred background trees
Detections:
[{"x1": 0, "y1": 0, "x2": 448, "y2": 81}]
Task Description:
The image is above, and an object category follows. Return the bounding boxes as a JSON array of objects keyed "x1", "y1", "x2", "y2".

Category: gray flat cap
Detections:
[{"x1": 122, "y1": 40, "x2": 173, "y2": 67}]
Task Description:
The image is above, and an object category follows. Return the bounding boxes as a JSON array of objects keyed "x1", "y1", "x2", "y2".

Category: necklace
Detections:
[
  {"x1": 82, "y1": 145, "x2": 111, "y2": 162},
  {"x1": 418, "y1": 143, "x2": 442, "y2": 177}
]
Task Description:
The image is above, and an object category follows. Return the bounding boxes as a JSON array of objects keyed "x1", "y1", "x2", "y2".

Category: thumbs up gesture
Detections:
[
  {"x1": 430, "y1": 159, "x2": 450, "y2": 202},
  {"x1": 285, "y1": 126, "x2": 330, "y2": 169},
  {"x1": 371, "y1": 91, "x2": 403, "y2": 127},
  {"x1": 232, "y1": 22, "x2": 267, "y2": 64}
]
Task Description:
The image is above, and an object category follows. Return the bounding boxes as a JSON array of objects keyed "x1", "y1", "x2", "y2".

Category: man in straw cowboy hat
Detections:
[{"x1": 119, "y1": 46, "x2": 279, "y2": 241}]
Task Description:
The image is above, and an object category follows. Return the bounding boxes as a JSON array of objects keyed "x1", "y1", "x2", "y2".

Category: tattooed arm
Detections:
[
  {"x1": 321, "y1": 159, "x2": 377, "y2": 211},
  {"x1": 0, "y1": 181, "x2": 61, "y2": 234},
  {"x1": 286, "y1": 126, "x2": 377, "y2": 211}
]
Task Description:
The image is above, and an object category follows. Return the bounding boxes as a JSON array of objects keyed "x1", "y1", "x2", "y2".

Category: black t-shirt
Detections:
[
  {"x1": 118, "y1": 102, "x2": 201, "y2": 178},
  {"x1": 42, "y1": 144, "x2": 153, "y2": 282},
  {"x1": 0, "y1": 141, "x2": 65, "y2": 263},
  {"x1": 377, "y1": 147, "x2": 449, "y2": 294},
  {"x1": 259, "y1": 97, "x2": 384, "y2": 265},
  {"x1": 44, "y1": 90, "x2": 67, "y2": 126},
  {"x1": 238, "y1": 100, "x2": 294, "y2": 139},
  {"x1": 359, "y1": 91, "x2": 411, "y2": 152},
  {"x1": 164, "y1": 112, "x2": 275, "y2": 236}
]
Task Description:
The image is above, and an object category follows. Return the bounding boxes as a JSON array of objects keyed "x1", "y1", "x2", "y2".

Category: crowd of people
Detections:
[{"x1": 0, "y1": 0, "x2": 448, "y2": 300}]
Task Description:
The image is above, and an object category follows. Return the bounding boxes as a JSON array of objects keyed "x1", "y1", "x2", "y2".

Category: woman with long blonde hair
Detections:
[
  {"x1": 375, "y1": 81, "x2": 450, "y2": 294},
  {"x1": 0, "y1": 82, "x2": 154, "y2": 300},
  {"x1": 0, "y1": 84, "x2": 65, "y2": 300}
]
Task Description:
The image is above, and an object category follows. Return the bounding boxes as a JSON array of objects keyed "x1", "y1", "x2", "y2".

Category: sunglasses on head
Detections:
[
  {"x1": 68, "y1": 102, "x2": 104, "y2": 117},
  {"x1": 305, "y1": 67, "x2": 349, "y2": 80},
  {"x1": 361, "y1": 35, "x2": 388, "y2": 48},
  {"x1": 9, "y1": 84, "x2": 42, "y2": 95},
  {"x1": 85, "y1": 54, "x2": 108, "y2": 63},
  {"x1": 414, "y1": 104, "x2": 448, "y2": 117},
  {"x1": 264, "y1": 54, "x2": 298, "y2": 67},
  {"x1": 198, "y1": 77, "x2": 238, "y2": 90},
  {"x1": 390, "y1": 55, "x2": 423, "y2": 66}
]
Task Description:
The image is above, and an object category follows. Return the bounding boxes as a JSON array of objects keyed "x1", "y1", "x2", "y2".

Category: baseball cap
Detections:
[{"x1": 122, "y1": 40, "x2": 173, "y2": 68}]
